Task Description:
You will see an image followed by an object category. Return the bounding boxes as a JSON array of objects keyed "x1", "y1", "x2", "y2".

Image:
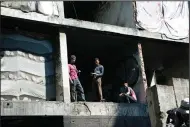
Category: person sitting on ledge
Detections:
[{"x1": 118, "y1": 82, "x2": 137, "y2": 103}]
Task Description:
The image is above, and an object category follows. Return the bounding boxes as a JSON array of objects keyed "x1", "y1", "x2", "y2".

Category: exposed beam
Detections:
[{"x1": 1, "y1": 7, "x2": 188, "y2": 44}]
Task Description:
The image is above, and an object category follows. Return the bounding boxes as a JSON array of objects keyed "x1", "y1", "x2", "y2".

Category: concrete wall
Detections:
[
  {"x1": 147, "y1": 78, "x2": 189, "y2": 127},
  {"x1": 95, "y1": 2, "x2": 136, "y2": 28},
  {"x1": 168, "y1": 78, "x2": 189, "y2": 107},
  {"x1": 1, "y1": 101, "x2": 150, "y2": 127},
  {"x1": 147, "y1": 85, "x2": 177, "y2": 127}
]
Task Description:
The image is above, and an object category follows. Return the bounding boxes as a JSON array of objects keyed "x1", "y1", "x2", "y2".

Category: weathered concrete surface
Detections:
[
  {"x1": 63, "y1": 116, "x2": 150, "y2": 127},
  {"x1": 1, "y1": 102, "x2": 150, "y2": 126},
  {"x1": 147, "y1": 85, "x2": 177, "y2": 127},
  {"x1": 55, "y1": 32, "x2": 70, "y2": 102},
  {"x1": 169, "y1": 78, "x2": 189, "y2": 107},
  {"x1": 137, "y1": 43, "x2": 148, "y2": 103},
  {"x1": 1, "y1": 7, "x2": 188, "y2": 43},
  {"x1": 1, "y1": 102, "x2": 148, "y2": 116},
  {"x1": 147, "y1": 78, "x2": 189, "y2": 127}
]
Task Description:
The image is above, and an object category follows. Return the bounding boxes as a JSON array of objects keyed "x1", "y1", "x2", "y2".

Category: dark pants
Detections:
[
  {"x1": 119, "y1": 95, "x2": 130, "y2": 103},
  {"x1": 92, "y1": 77, "x2": 103, "y2": 101},
  {"x1": 175, "y1": 111, "x2": 189, "y2": 127},
  {"x1": 119, "y1": 95, "x2": 137, "y2": 103},
  {"x1": 70, "y1": 78, "x2": 85, "y2": 102}
]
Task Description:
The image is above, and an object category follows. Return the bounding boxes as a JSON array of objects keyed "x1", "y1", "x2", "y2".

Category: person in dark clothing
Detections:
[
  {"x1": 68, "y1": 55, "x2": 85, "y2": 102},
  {"x1": 174, "y1": 98, "x2": 189, "y2": 127},
  {"x1": 91, "y1": 58, "x2": 105, "y2": 102},
  {"x1": 166, "y1": 108, "x2": 178, "y2": 125},
  {"x1": 118, "y1": 82, "x2": 137, "y2": 103}
]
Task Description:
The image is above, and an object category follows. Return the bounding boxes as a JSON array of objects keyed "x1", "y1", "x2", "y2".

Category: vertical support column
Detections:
[
  {"x1": 55, "y1": 32, "x2": 70, "y2": 103},
  {"x1": 57, "y1": 1, "x2": 65, "y2": 19},
  {"x1": 137, "y1": 43, "x2": 148, "y2": 103}
]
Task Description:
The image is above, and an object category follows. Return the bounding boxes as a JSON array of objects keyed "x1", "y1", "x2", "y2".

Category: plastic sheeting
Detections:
[
  {"x1": 1, "y1": 1, "x2": 36, "y2": 12},
  {"x1": 37, "y1": 1, "x2": 59, "y2": 16},
  {"x1": 136, "y1": 1, "x2": 189, "y2": 40},
  {"x1": 1, "y1": 1, "x2": 59, "y2": 16},
  {"x1": 1, "y1": 34, "x2": 55, "y2": 101}
]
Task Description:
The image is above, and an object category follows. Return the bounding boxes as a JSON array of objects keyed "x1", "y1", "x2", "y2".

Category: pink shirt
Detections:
[
  {"x1": 129, "y1": 87, "x2": 137, "y2": 101},
  {"x1": 68, "y1": 64, "x2": 78, "y2": 80}
]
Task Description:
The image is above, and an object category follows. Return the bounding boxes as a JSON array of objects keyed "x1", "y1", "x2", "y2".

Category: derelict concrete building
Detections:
[{"x1": 0, "y1": 1, "x2": 189, "y2": 127}]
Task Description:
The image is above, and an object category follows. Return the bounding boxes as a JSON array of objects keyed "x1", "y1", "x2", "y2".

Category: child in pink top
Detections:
[{"x1": 68, "y1": 55, "x2": 85, "y2": 102}]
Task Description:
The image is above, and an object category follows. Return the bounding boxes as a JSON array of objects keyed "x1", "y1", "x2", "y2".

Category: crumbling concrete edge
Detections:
[
  {"x1": 147, "y1": 85, "x2": 162, "y2": 127},
  {"x1": 1, "y1": 101, "x2": 149, "y2": 116}
]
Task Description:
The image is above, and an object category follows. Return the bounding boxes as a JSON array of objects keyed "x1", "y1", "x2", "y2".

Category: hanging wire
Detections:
[{"x1": 71, "y1": 1, "x2": 78, "y2": 19}]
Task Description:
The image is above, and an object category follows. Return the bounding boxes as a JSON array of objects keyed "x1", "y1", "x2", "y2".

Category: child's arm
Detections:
[
  {"x1": 125, "y1": 87, "x2": 131, "y2": 95},
  {"x1": 119, "y1": 93, "x2": 125, "y2": 97},
  {"x1": 124, "y1": 91, "x2": 130, "y2": 96}
]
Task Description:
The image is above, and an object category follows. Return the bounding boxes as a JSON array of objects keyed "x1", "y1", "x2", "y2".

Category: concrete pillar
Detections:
[
  {"x1": 137, "y1": 43, "x2": 148, "y2": 103},
  {"x1": 57, "y1": 1, "x2": 65, "y2": 18},
  {"x1": 55, "y1": 32, "x2": 70, "y2": 103}
]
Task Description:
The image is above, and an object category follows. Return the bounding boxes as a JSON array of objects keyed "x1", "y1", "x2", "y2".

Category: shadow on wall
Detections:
[
  {"x1": 110, "y1": 103, "x2": 151, "y2": 127},
  {"x1": 1, "y1": 103, "x2": 151, "y2": 127},
  {"x1": 63, "y1": 103, "x2": 151, "y2": 127}
]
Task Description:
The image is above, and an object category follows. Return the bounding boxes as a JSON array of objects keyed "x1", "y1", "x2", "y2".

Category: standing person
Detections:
[
  {"x1": 118, "y1": 82, "x2": 137, "y2": 103},
  {"x1": 68, "y1": 55, "x2": 85, "y2": 102},
  {"x1": 91, "y1": 58, "x2": 105, "y2": 102}
]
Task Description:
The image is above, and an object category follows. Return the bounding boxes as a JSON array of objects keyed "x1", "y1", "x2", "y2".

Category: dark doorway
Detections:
[{"x1": 66, "y1": 29, "x2": 139, "y2": 102}]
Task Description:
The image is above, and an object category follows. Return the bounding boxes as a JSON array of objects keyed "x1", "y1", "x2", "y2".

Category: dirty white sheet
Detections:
[
  {"x1": 1, "y1": 34, "x2": 55, "y2": 101},
  {"x1": 1, "y1": 1, "x2": 59, "y2": 16},
  {"x1": 136, "y1": 1, "x2": 189, "y2": 40},
  {"x1": 37, "y1": 1, "x2": 59, "y2": 16}
]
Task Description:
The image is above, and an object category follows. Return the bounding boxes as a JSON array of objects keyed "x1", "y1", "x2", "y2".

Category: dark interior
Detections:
[
  {"x1": 141, "y1": 40, "x2": 189, "y2": 86},
  {"x1": 1, "y1": 16, "x2": 141, "y2": 102},
  {"x1": 66, "y1": 28, "x2": 139, "y2": 101},
  {"x1": 1, "y1": 116, "x2": 63, "y2": 127},
  {"x1": 64, "y1": 1, "x2": 106, "y2": 21}
]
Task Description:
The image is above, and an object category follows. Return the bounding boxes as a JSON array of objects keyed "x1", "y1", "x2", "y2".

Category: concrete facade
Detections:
[
  {"x1": 1, "y1": 7, "x2": 188, "y2": 43},
  {"x1": 1, "y1": 102, "x2": 150, "y2": 127},
  {"x1": 1, "y1": 102, "x2": 148, "y2": 116},
  {"x1": 147, "y1": 78, "x2": 189, "y2": 127},
  {"x1": 1, "y1": 2, "x2": 189, "y2": 127},
  {"x1": 169, "y1": 78, "x2": 189, "y2": 107}
]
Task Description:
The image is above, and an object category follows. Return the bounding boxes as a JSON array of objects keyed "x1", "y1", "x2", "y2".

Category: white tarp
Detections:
[
  {"x1": 1, "y1": 34, "x2": 55, "y2": 101},
  {"x1": 136, "y1": 1, "x2": 189, "y2": 40},
  {"x1": 1, "y1": 1, "x2": 59, "y2": 16},
  {"x1": 37, "y1": 1, "x2": 59, "y2": 16},
  {"x1": 1, "y1": 1, "x2": 36, "y2": 12}
]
